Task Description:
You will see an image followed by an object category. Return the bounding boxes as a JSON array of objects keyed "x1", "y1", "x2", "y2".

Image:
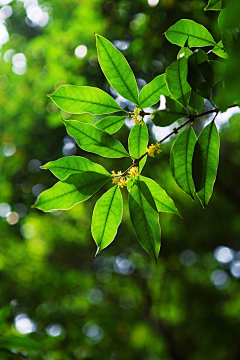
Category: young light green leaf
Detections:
[
  {"x1": 33, "y1": 171, "x2": 111, "y2": 212},
  {"x1": 187, "y1": 50, "x2": 214, "y2": 100},
  {"x1": 92, "y1": 186, "x2": 123, "y2": 254},
  {"x1": 138, "y1": 74, "x2": 168, "y2": 108},
  {"x1": 189, "y1": 90, "x2": 205, "y2": 114},
  {"x1": 49, "y1": 85, "x2": 122, "y2": 115},
  {"x1": 212, "y1": 41, "x2": 228, "y2": 59},
  {"x1": 205, "y1": 0, "x2": 222, "y2": 11},
  {"x1": 96, "y1": 34, "x2": 139, "y2": 104},
  {"x1": 41, "y1": 156, "x2": 110, "y2": 180},
  {"x1": 129, "y1": 177, "x2": 161, "y2": 263},
  {"x1": 153, "y1": 97, "x2": 186, "y2": 127},
  {"x1": 141, "y1": 176, "x2": 181, "y2": 217},
  {"x1": 128, "y1": 123, "x2": 148, "y2": 172},
  {"x1": 165, "y1": 19, "x2": 216, "y2": 48},
  {"x1": 165, "y1": 57, "x2": 191, "y2": 109},
  {"x1": 177, "y1": 47, "x2": 193, "y2": 59},
  {"x1": 62, "y1": 119, "x2": 129, "y2": 158},
  {"x1": 94, "y1": 116, "x2": 126, "y2": 134},
  {"x1": 192, "y1": 121, "x2": 220, "y2": 208},
  {"x1": 170, "y1": 126, "x2": 197, "y2": 199}
]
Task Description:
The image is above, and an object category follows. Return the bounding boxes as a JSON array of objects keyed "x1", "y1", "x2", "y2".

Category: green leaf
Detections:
[
  {"x1": 41, "y1": 156, "x2": 110, "y2": 180},
  {"x1": 212, "y1": 40, "x2": 228, "y2": 59},
  {"x1": 153, "y1": 97, "x2": 186, "y2": 127},
  {"x1": 62, "y1": 119, "x2": 129, "y2": 158},
  {"x1": 204, "y1": 0, "x2": 222, "y2": 11},
  {"x1": 187, "y1": 50, "x2": 214, "y2": 99},
  {"x1": 33, "y1": 171, "x2": 110, "y2": 212},
  {"x1": 94, "y1": 116, "x2": 126, "y2": 134},
  {"x1": 0, "y1": 335, "x2": 37, "y2": 351},
  {"x1": 141, "y1": 176, "x2": 182, "y2": 217},
  {"x1": 49, "y1": 85, "x2": 122, "y2": 115},
  {"x1": 138, "y1": 74, "x2": 168, "y2": 109},
  {"x1": 170, "y1": 126, "x2": 197, "y2": 199},
  {"x1": 128, "y1": 123, "x2": 149, "y2": 172},
  {"x1": 91, "y1": 186, "x2": 123, "y2": 254},
  {"x1": 189, "y1": 91, "x2": 205, "y2": 114},
  {"x1": 128, "y1": 177, "x2": 161, "y2": 263},
  {"x1": 96, "y1": 34, "x2": 139, "y2": 104},
  {"x1": 192, "y1": 121, "x2": 220, "y2": 208},
  {"x1": 0, "y1": 305, "x2": 12, "y2": 330},
  {"x1": 165, "y1": 57, "x2": 191, "y2": 109},
  {"x1": 209, "y1": 60, "x2": 226, "y2": 85},
  {"x1": 177, "y1": 47, "x2": 193, "y2": 59},
  {"x1": 165, "y1": 19, "x2": 216, "y2": 48}
]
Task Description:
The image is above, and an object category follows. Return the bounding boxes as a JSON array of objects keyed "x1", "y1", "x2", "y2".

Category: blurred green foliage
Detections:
[{"x1": 1, "y1": 0, "x2": 240, "y2": 359}]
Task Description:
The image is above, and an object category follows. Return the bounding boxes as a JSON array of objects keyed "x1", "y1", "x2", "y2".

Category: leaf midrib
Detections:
[
  {"x1": 99, "y1": 186, "x2": 118, "y2": 247},
  {"x1": 96, "y1": 116, "x2": 126, "y2": 131},
  {"x1": 98, "y1": 36, "x2": 139, "y2": 105},
  {"x1": 203, "y1": 121, "x2": 214, "y2": 206},
  {"x1": 168, "y1": 30, "x2": 216, "y2": 46},
  {"x1": 52, "y1": 95, "x2": 120, "y2": 111},
  {"x1": 140, "y1": 83, "x2": 166, "y2": 107}
]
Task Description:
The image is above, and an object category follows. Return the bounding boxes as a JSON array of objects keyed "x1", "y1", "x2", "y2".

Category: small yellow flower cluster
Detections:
[
  {"x1": 150, "y1": 110, "x2": 157, "y2": 121},
  {"x1": 128, "y1": 167, "x2": 140, "y2": 178},
  {"x1": 131, "y1": 108, "x2": 144, "y2": 126},
  {"x1": 111, "y1": 170, "x2": 130, "y2": 188},
  {"x1": 111, "y1": 167, "x2": 140, "y2": 188},
  {"x1": 147, "y1": 143, "x2": 162, "y2": 157}
]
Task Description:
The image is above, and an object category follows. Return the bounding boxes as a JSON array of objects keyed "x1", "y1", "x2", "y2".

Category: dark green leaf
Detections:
[
  {"x1": 33, "y1": 171, "x2": 110, "y2": 212},
  {"x1": 192, "y1": 121, "x2": 220, "y2": 208},
  {"x1": 41, "y1": 156, "x2": 110, "y2": 180},
  {"x1": 205, "y1": 0, "x2": 222, "y2": 11},
  {"x1": 0, "y1": 335, "x2": 37, "y2": 351},
  {"x1": 129, "y1": 177, "x2": 161, "y2": 263},
  {"x1": 165, "y1": 57, "x2": 191, "y2": 109},
  {"x1": 209, "y1": 60, "x2": 226, "y2": 85},
  {"x1": 138, "y1": 74, "x2": 168, "y2": 108},
  {"x1": 96, "y1": 34, "x2": 139, "y2": 104},
  {"x1": 92, "y1": 186, "x2": 123, "y2": 254},
  {"x1": 153, "y1": 97, "x2": 186, "y2": 127},
  {"x1": 141, "y1": 176, "x2": 181, "y2": 217},
  {"x1": 0, "y1": 305, "x2": 12, "y2": 330},
  {"x1": 49, "y1": 85, "x2": 122, "y2": 115},
  {"x1": 94, "y1": 116, "x2": 126, "y2": 134},
  {"x1": 170, "y1": 126, "x2": 197, "y2": 199},
  {"x1": 165, "y1": 19, "x2": 216, "y2": 48},
  {"x1": 187, "y1": 50, "x2": 214, "y2": 99},
  {"x1": 128, "y1": 123, "x2": 149, "y2": 172},
  {"x1": 189, "y1": 91, "x2": 205, "y2": 114},
  {"x1": 62, "y1": 119, "x2": 129, "y2": 158}
]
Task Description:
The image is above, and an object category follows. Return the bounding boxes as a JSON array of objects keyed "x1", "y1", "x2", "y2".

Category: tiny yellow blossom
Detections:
[
  {"x1": 150, "y1": 110, "x2": 156, "y2": 121},
  {"x1": 111, "y1": 170, "x2": 130, "y2": 188},
  {"x1": 131, "y1": 107, "x2": 144, "y2": 126},
  {"x1": 128, "y1": 167, "x2": 140, "y2": 178},
  {"x1": 147, "y1": 143, "x2": 162, "y2": 157}
]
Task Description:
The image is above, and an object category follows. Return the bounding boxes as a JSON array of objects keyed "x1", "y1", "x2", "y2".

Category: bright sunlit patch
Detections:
[
  {"x1": 0, "y1": 203, "x2": 11, "y2": 217},
  {"x1": 46, "y1": 324, "x2": 63, "y2": 337},
  {"x1": 148, "y1": 0, "x2": 159, "y2": 7},
  {"x1": 6, "y1": 212, "x2": 19, "y2": 225},
  {"x1": 113, "y1": 40, "x2": 130, "y2": 51},
  {"x1": 214, "y1": 246, "x2": 234, "y2": 264},
  {"x1": 14, "y1": 314, "x2": 36, "y2": 334},
  {"x1": 20, "y1": 223, "x2": 35, "y2": 239},
  {"x1": 230, "y1": 261, "x2": 240, "y2": 278},
  {"x1": 0, "y1": 23, "x2": 9, "y2": 46},
  {"x1": 75, "y1": 45, "x2": 87, "y2": 59},
  {"x1": 0, "y1": 5, "x2": 13, "y2": 19},
  {"x1": 0, "y1": 0, "x2": 13, "y2": 5},
  {"x1": 26, "y1": 4, "x2": 49, "y2": 28},
  {"x1": 12, "y1": 53, "x2": 27, "y2": 75},
  {"x1": 3, "y1": 49, "x2": 15, "y2": 63},
  {"x1": 1, "y1": 142, "x2": 16, "y2": 157}
]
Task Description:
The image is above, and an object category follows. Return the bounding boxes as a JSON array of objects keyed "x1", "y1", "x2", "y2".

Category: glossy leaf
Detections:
[
  {"x1": 62, "y1": 119, "x2": 129, "y2": 158},
  {"x1": 94, "y1": 116, "x2": 126, "y2": 134},
  {"x1": 128, "y1": 123, "x2": 148, "y2": 172},
  {"x1": 177, "y1": 47, "x2": 193, "y2": 59},
  {"x1": 49, "y1": 85, "x2": 122, "y2": 115},
  {"x1": 212, "y1": 41, "x2": 228, "y2": 59},
  {"x1": 187, "y1": 50, "x2": 214, "y2": 99},
  {"x1": 165, "y1": 57, "x2": 191, "y2": 109},
  {"x1": 170, "y1": 126, "x2": 197, "y2": 199},
  {"x1": 192, "y1": 121, "x2": 220, "y2": 208},
  {"x1": 33, "y1": 171, "x2": 110, "y2": 212},
  {"x1": 41, "y1": 156, "x2": 110, "y2": 180},
  {"x1": 165, "y1": 19, "x2": 216, "y2": 48},
  {"x1": 96, "y1": 34, "x2": 139, "y2": 104},
  {"x1": 129, "y1": 177, "x2": 161, "y2": 263},
  {"x1": 141, "y1": 176, "x2": 181, "y2": 217},
  {"x1": 189, "y1": 91, "x2": 205, "y2": 114},
  {"x1": 92, "y1": 186, "x2": 123, "y2": 254},
  {"x1": 138, "y1": 74, "x2": 168, "y2": 108},
  {"x1": 205, "y1": 0, "x2": 222, "y2": 11},
  {"x1": 153, "y1": 97, "x2": 186, "y2": 127}
]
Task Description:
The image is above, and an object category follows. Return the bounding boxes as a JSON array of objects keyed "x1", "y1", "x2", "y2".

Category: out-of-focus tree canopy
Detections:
[{"x1": 1, "y1": 0, "x2": 240, "y2": 359}]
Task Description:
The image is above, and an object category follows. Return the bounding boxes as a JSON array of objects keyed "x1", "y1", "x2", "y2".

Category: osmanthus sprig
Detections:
[{"x1": 33, "y1": 0, "x2": 239, "y2": 262}]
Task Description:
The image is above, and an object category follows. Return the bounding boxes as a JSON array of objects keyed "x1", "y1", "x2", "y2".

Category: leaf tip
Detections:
[{"x1": 95, "y1": 247, "x2": 101, "y2": 256}]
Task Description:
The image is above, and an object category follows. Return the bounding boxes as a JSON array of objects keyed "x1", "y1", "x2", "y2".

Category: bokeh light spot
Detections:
[
  {"x1": 14, "y1": 314, "x2": 36, "y2": 334},
  {"x1": 75, "y1": 45, "x2": 87, "y2": 59},
  {"x1": 1, "y1": 142, "x2": 16, "y2": 157},
  {"x1": 6, "y1": 212, "x2": 19, "y2": 225}
]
